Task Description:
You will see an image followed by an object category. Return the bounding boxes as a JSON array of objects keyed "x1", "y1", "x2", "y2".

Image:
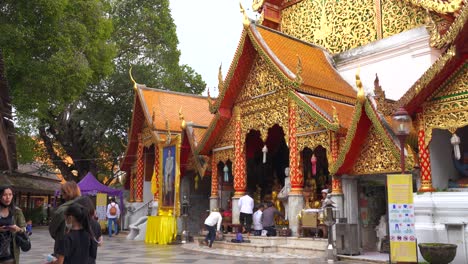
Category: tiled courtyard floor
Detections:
[{"x1": 20, "y1": 227, "x2": 374, "y2": 263}]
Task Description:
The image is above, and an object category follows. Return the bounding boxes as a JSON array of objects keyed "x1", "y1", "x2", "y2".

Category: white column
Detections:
[
  {"x1": 232, "y1": 197, "x2": 240, "y2": 224},
  {"x1": 342, "y1": 176, "x2": 359, "y2": 224},
  {"x1": 210, "y1": 198, "x2": 219, "y2": 211},
  {"x1": 288, "y1": 193, "x2": 304, "y2": 236}
]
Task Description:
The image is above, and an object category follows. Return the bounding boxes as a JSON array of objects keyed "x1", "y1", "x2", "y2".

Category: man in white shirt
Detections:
[
  {"x1": 238, "y1": 192, "x2": 254, "y2": 234},
  {"x1": 106, "y1": 197, "x2": 120, "y2": 237},
  {"x1": 252, "y1": 204, "x2": 265, "y2": 236},
  {"x1": 203, "y1": 208, "x2": 222, "y2": 248}
]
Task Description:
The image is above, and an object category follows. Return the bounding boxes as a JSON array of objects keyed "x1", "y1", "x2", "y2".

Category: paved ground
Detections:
[{"x1": 20, "y1": 227, "x2": 371, "y2": 264}]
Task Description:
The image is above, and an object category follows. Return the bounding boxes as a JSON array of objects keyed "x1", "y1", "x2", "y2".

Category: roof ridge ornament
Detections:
[
  {"x1": 218, "y1": 63, "x2": 224, "y2": 94},
  {"x1": 240, "y1": 2, "x2": 251, "y2": 28},
  {"x1": 206, "y1": 88, "x2": 218, "y2": 114},
  {"x1": 295, "y1": 55, "x2": 303, "y2": 85},
  {"x1": 129, "y1": 66, "x2": 138, "y2": 90},
  {"x1": 356, "y1": 68, "x2": 366, "y2": 103},
  {"x1": 332, "y1": 105, "x2": 340, "y2": 125},
  {"x1": 179, "y1": 107, "x2": 186, "y2": 130}
]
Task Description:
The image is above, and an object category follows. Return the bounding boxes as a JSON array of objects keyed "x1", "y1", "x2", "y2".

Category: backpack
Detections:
[{"x1": 109, "y1": 204, "x2": 117, "y2": 216}]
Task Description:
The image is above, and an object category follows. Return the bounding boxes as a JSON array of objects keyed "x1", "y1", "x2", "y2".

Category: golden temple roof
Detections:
[
  {"x1": 254, "y1": 26, "x2": 357, "y2": 103},
  {"x1": 138, "y1": 86, "x2": 213, "y2": 132}
]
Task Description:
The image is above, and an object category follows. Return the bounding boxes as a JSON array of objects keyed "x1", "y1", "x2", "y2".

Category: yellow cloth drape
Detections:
[
  {"x1": 96, "y1": 193, "x2": 107, "y2": 230},
  {"x1": 145, "y1": 216, "x2": 177, "y2": 245},
  {"x1": 151, "y1": 165, "x2": 157, "y2": 194}
]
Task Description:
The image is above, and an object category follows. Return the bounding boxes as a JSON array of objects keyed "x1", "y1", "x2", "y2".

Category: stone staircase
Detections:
[{"x1": 193, "y1": 234, "x2": 328, "y2": 258}]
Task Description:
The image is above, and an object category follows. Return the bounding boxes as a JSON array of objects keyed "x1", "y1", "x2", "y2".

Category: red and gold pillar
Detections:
[
  {"x1": 418, "y1": 119, "x2": 435, "y2": 192},
  {"x1": 136, "y1": 134, "x2": 144, "y2": 202},
  {"x1": 331, "y1": 132, "x2": 343, "y2": 194},
  {"x1": 153, "y1": 144, "x2": 159, "y2": 201},
  {"x1": 233, "y1": 106, "x2": 246, "y2": 197},
  {"x1": 289, "y1": 100, "x2": 303, "y2": 194},
  {"x1": 211, "y1": 156, "x2": 218, "y2": 198}
]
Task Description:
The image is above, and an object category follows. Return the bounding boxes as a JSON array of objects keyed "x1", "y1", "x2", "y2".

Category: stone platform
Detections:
[{"x1": 193, "y1": 234, "x2": 328, "y2": 258}]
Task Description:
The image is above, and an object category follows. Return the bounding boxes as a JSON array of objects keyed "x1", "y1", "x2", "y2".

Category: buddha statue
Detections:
[
  {"x1": 272, "y1": 176, "x2": 282, "y2": 193},
  {"x1": 254, "y1": 184, "x2": 262, "y2": 205}
]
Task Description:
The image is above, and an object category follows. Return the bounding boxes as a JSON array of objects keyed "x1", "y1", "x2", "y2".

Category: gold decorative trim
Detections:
[
  {"x1": 405, "y1": 0, "x2": 463, "y2": 14},
  {"x1": 427, "y1": 5, "x2": 468, "y2": 48}
]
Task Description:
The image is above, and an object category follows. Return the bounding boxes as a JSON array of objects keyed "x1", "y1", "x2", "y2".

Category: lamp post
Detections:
[{"x1": 391, "y1": 107, "x2": 412, "y2": 173}]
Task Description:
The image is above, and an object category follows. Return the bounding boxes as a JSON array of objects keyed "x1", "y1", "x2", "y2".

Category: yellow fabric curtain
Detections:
[
  {"x1": 145, "y1": 215, "x2": 177, "y2": 245},
  {"x1": 96, "y1": 193, "x2": 107, "y2": 229}
]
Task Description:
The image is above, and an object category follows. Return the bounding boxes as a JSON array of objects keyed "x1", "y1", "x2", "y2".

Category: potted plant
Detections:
[{"x1": 418, "y1": 243, "x2": 457, "y2": 264}]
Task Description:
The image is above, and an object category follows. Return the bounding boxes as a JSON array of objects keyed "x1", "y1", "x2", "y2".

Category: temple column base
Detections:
[
  {"x1": 232, "y1": 197, "x2": 240, "y2": 224},
  {"x1": 210, "y1": 197, "x2": 219, "y2": 211},
  {"x1": 288, "y1": 194, "x2": 304, "y2": 236}
]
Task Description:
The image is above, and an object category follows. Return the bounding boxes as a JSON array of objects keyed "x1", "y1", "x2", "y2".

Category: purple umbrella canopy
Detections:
[{"x1": 77, "y1": 172, "x2": 124, "y2": 206}]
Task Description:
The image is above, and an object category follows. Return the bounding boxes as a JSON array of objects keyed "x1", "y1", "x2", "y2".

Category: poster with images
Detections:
[{"x1": 387, "y1": 174, "x2": 417, "y2": 263}]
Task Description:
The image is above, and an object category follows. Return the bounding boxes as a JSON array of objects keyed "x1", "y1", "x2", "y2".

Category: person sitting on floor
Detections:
[
  {"x1": 261, "y1": 201, "x2": 284, "y2": 237},
  {"x1": 252, "y1": 204, "x2": 265, "y2": 236}
]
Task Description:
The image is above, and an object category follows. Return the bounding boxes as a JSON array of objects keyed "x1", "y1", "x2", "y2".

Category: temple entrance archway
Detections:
[{"x1": 245, "y1": 124, "x2": 289, "y2": 203}]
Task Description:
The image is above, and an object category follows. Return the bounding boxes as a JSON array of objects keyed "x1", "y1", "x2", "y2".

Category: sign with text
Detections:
[{"x1": 387, "y1": 174, "x2": 417, "y2": 263}]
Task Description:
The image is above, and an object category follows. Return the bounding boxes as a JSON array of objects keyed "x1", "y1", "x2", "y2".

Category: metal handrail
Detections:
[{"x1": 127, "y1": 200, "x2": 153, "y2": 215}]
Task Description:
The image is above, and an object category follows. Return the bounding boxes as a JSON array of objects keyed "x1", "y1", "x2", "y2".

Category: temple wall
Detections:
[
  {"x1": 429, "y1": 129, "x2": 460, "y2": 189},
  {"x1": 414, "y1": 192, "x2": 468, "y2": 264},
  {"x1": 334, "y1": 27, "x2": 441, "y2": 101}
]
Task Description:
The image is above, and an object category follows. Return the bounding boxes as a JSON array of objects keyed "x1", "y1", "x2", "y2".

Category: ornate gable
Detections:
[{"x1": 350, "y1": 127, "x2": 401, "y2": 175}]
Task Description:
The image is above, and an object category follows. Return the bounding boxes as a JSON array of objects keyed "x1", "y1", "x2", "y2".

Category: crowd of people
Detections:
[{"x1": 0, "y1": 182, "x2": 120, "y2": 264}]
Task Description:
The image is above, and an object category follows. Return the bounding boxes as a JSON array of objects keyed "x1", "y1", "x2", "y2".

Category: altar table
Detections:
[{"x1": 145, "y1": 215, "x2": 177, "y2": 245}]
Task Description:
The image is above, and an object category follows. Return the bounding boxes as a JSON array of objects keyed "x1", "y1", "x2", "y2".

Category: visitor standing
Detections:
[
  {"x1": 238, "y1": 192, "x2": 254, "y2": 234},
  {"x1": 0, "y1": 185, "x2": 26, "y2": 264},
  {"x1": 75, "y1": 196, "x2": 103, "y2": 264},
  {"x1": 49, "y1": 181, "x2": 81, "y2": 257},
  {"x1": 261, "y1": 201, "x2": 284, "y2": 237},
  {"x1": 202, "y1": 208, "x2": 222, "y2": 248},
  {"x1": 252, "y1": 204, "x2": 264, "y2": 236},
  {"x1": 55, "y1": 203, "x2": 95, "y2": 264},
  {"x1": 106, "y1": 198, "x2": 120, "y2": 237}
]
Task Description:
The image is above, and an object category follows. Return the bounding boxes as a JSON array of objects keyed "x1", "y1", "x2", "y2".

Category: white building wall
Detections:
[
  {"x1": 335, "y1": 27, "x2": 442, "y2": 100},
  {"x1": 414, "y1": 192, "x2": 468, "y2": 264}
]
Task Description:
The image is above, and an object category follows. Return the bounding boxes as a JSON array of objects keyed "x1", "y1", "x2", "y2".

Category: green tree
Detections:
[{"x1": 1, "y1": 0, "x2": 206, "y2": 182}]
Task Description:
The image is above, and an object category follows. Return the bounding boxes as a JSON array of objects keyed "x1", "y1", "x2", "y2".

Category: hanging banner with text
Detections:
[{"x1": 387, "y1": 174, "x2": 417, "y2": 263}]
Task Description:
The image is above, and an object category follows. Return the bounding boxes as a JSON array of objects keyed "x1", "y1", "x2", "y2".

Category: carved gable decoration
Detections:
[
  {"x1": 351, "y1": 127, "x2": 401, "y2": 175},
  {"x1": 215, "y1": 118, "x2": 236, "y2": 149},
  {"x1": 236, "y1": 56, "x2": 286, "y2": 102},
  {"x1": 296, "y1": 105, "x2": 325, "y2": 135},
  {"x1": 423, "y1": 67, "x2": 468, "y2": 144}
]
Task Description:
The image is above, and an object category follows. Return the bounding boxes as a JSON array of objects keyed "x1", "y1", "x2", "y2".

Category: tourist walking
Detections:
[
  {"x1": 238, "y1": 192, "x2": 254, "y2": 234},
  {"x1": 0, "y1": 186, "x2": 26, "y2": 264},
  {"x1": 262, "y1": 202, "x2": 284, "y2": 237},
  {"x1": 49, "y1": 181, "x2": 81, "y2": 257},
  {"x1": 106, "y1": 198, "x2": 120, "y2": 237},
  {"x1": 202, "y1": 208, "x2": 222, "y2": 248},
  {"x1": 252, "y1": 204, "x2": 264, "y2": 236},
  {"x1": 54, "y1": 203, "x2": 96, "y2": 264}
]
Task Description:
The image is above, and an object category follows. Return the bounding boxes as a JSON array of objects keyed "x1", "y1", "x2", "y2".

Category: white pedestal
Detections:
[
  {"x1": 232, "y1": 198, "x2": 240, "y2": 224},
  {"x1": 210, "y1": 197, "x2": 219, "y2": 211}
]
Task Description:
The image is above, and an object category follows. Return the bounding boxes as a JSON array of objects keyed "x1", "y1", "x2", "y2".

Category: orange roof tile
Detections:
[
  {"x1": 138, "y1": 87, "x2": 213, "y2": 134},
  {"x1": 301, "y1": 94, "x2": 355, "y2": 129},
  {"x1": 255, "y1": 26, "x2": 356, "y2": 102}
]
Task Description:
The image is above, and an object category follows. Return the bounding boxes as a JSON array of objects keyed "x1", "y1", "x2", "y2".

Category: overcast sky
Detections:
[{"x1": 169, "y1": 1, "x2": 253, "y2": 96}]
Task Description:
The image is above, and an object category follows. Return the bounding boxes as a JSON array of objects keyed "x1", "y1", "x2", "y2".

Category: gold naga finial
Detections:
[
  {"x1": 179, "y1": 107, "x2": 186, "y2": 129},
  {"x1": 129, "y1": 66, "x2": 138, "y2": 90},
  {"x1": 151, "y1": 107, "x2": 156, "y2": 129},
  {"x1": 206, "y1": 87, "x2": 218, "y2": 114},
  {"x1": 165, "y1": 119, "x2": 172, "y2": 144},
  {"x1": 331, "y1": 105, "x2": 339, "y2": 124},
  {"x1": 217, "y1": 63, "x2": 224, "y2": 94},
  {"x1": 252, "y1": 0, "x2": 264, "y2": 12},
  {"x1": 240, "y1": 2, "x2": 250, "y2": 28},
  {"x1": 425, "y1": 10, "x2": 442, "y2": 48},
  {"x1": 295, "y1": 55, "x2": 303, "y2": 84},
  {"x1": 356, "y1": 68, "x2": 366, "y2": 102}
]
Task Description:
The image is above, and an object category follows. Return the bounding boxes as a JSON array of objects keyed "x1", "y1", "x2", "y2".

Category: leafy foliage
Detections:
[{"x1": 1, "y1": 0, "x2": 206, "y2": 182}]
